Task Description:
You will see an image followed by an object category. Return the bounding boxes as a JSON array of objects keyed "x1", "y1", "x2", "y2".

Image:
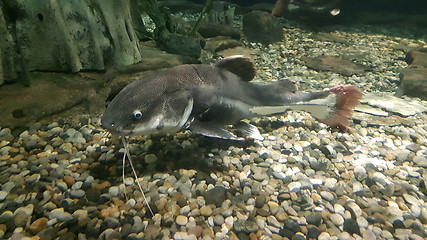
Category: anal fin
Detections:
[{"x1": 189, "y1": 120, "x2": 244, "y2": 141}]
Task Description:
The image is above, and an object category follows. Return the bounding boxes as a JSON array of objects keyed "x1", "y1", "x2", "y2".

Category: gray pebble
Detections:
[
  {"x1": 49, "y1": 208, "x2": 73, "y2": 222},
  {"x1": 173, "y1": 232, "x2": 197, "y2": 240},
  {"x1": 0, "y1": 146, "x2": 11, "y2": 156},
  {"x1": 253, "y1": 173, "x2": 267, "y2": 181},
  {"x1": 320, "y1": 191, "x2": 334, "y2": 201},
  {"x1": 403, "y1": 193, "x2": 420, "y2": 206},
  {"x1": 2, "y1": 181, "x2": 15, "y2": 192},
  {"x1": 324, "y1": 178, "x2": 337, "y2": 191},
  {"x1": 413, "y1": 155, "x2": 427, "y2": 167},
  {"x1": 267, "y1": 216, "x2": 281, "y2": 228},
  {"x1": 346, "y1": 202, "x2": 362, "y2": 217},
  {"x1": 354, "y1": 165, "x2": 367, "y2": 181},
  {"x1": 213, "y1": 215, "x2": 224, "y2": 226},
  {"x1": 71, "y1": 181, "x2": 83, "y2": 190},
  {"x1": 288, "y1": 182, "x2": 301, "y2": 192},
  {"x1": 109, "y1": 186, "x2": 119, "y2": 197},
  {"x1": 0, "y1": 190, "x2": 7, "y2": 201},
  {"x1": 356, "y1": 216, "x2": 369, "y2": 228},
  {"x1": 330, "y1": 213, "x2": 344, "y2": 226},
  {"x1": 70, "y1": 189, "x2": 85, "y2": 198}
]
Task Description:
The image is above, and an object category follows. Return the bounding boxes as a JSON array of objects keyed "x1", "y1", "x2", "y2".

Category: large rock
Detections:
[
  {"x1": 198, "y1": 23, "x2": 241, "y2": 40},
  {"x1": 301, "y1": 56, "x2": 369, "y2": 76},
  {"x1": 398, "y1": 49, "x2": 427, "y2": 99},
  {"x1": 242, "y1": 11, "x2": 284, "y2": 45}
]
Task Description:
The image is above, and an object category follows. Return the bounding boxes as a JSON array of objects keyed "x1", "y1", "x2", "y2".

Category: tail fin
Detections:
[
  {"x1": 318, "y1": 85, "x2": 363, "y2": 129},
  {"x1": 249, "y1": 85, "x2": 362, "y2": 130}
]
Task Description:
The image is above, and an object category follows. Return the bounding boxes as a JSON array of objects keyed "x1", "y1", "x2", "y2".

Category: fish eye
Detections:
[{"x1": 133, "y1": 110, "x2": 142, "y2": 119}]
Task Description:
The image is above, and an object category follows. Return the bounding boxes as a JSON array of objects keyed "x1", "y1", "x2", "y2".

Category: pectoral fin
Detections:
[
  {"x1": 235, "y1": 121, "x2": 264, "y2": 141},
  {"x1": 188, "y1": 120, "x2": 244, "y2": 141}
]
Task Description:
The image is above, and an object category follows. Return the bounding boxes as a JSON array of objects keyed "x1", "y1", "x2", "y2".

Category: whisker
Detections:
[
  {"x1": 121, "y1": 135, "x2": 154, "y2": 217},
  {"x1": 121, "y1": 140, "x2": 129, "y2": 201}
]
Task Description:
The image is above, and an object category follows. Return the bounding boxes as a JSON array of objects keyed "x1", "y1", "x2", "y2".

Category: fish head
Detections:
[{"x1": 101, "y1": 80, "x2": 194, "y2": 136}]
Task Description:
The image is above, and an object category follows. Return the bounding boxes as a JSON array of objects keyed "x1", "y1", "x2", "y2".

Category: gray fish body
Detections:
[{"x1": 101, "y1": 56, "x2": 360, "y2": 139}]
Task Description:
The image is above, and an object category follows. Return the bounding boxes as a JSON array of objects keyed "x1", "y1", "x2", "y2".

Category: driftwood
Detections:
[{"x1": 0, "y1": 0, "x2": 142, "y2": 85}]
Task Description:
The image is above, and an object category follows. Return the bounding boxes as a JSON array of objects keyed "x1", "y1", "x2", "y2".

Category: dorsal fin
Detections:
[{"x1": 215, "y1": 55, "x2": 256, "y2": 82}]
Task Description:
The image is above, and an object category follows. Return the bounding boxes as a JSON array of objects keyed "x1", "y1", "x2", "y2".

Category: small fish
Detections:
[
  {"x1": 272, "y1": 0, "x2": 341, "y2": 17},
  {"x1": 101, "y1": 55, "x2": 362, "y2": 140}
]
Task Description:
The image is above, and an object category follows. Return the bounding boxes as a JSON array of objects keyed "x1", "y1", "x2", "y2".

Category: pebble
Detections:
[
  {"x1": 200, "y1": 206, "x2": 212, "y2": 217},
  {"x1": 330, "y1": 213, "x2": 344, "y2": 226},
  {"x1": 176, "y1": 215, "x2": 188, "y2": 226},
  {"x1": 48, "y1": 208, "x2": 73, "y2": 222},
  {"x1": 28, "y1": 217, "x2": 48, "y2": 235},
  {"x1": 109, "y1": 186, "x2": 119, "y2": 197},
  {"x1": 0, "y1": 191, "x2": 7, "y2": 201},
  {"x1": 144, "y1": 154, "x2": 158, "y2": 164},
  {"x1": 413, "y1": 155, "x2": 427, "y2": 167},
  {"x1": 320, "y1": 191, "x2": 334, "y2": 201},
  {"x1": 213, "y1": 215, "x2": 224, "y2": 226},
  {"x1": 354, "y1": 165, "x2": 367, "y2": 181},
  {"x1": 288, "y1": 182, "x2": 302, "y2": 192}
]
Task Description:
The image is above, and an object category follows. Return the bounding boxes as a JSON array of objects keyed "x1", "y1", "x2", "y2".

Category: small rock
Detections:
[
  {"x1": 14, "y1": 210, "x2": 29, "y2": 227},
  {"x1": 320, "y1": 191, "x2": 335, "y2": 201},
  {"x1": 204, "y1": 186, "x2": 226, "y2": 207},
  {"x1": 413, "y1": 156, "x2": 427, "y2": 167},
  {"x1": 288, "y1": 182, "x2": 302, "y2": 192},
  {"x1": 346, "y1": 202, "x2": 362, "y2": 217},
  {"x1": 330, "y1": 213, "x2": 344, "y2": 226},
  {"x1": 267, "y1": 216, "x2": 281, "y2": 228},
  {"x1": 318, "y1": 231, "x2": 331, "y2": 240},
  {"x1": 176, "y1": 215, "x2": 188, "y2": 226},
  {"x1": 354, "y1": 165, "x2": 367, "y2": 181},
  {"x1": 306, "y1": 212, "x2": 323, "y2": 226},
  {"x1": 109, "y1": 186, "x2": 119, "y2": 197},
  {"x1": 48, "y1": 208, "x2": 73, "y2": 222},
  {"x1": 234, "y1": 220, "x2": 259, "y2": 234},
  {"x1": 0, "y1": 191, "x2": 8, "y2": 201},
  {"x1": 267, "y1": 201, "x2": 280, "y2": 215},
  {"x1": 144, "y1": 154, "x2": 157, "y2": 164},
  {"x1": 174, "y1": 231, "x2": 197, "y2": 240},
  {"x1": 200, "y1": 206, "x2": 212, "y2": 217},
  {"x1": 343, "y1": 218, "x2": 360, "y2": 235},
  {"x1": 28, "y1": 217, "x2": 48, "y2": 235},
  {"x1": 70, "y1": 189, "x2": 85, "y2": 198},
  {"x1": 255, "y1": 195, "x2": 266, "y2": 208}
]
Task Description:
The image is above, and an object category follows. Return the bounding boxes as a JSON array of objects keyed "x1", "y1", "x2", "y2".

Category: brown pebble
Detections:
[
  {"x1": 202, "y1": 228, "x2": 215, "y2": 238},
  {"x1": 275, "y1": 211, "x2": 288, "y2": 222},
  {"x1": 279, "y1": 192, "x2": 291, "y2": 200},
  {"x1": 63, "y1": 175, "x2": 75, "y2": 188},
  {"x1": 200, "y1": 206, "x2": 213, "y2": 216},
  {"x1": 134, "y1": 202, "x2": 144, "y2": 211},
  {"x1": 14, "y1": 211, "x2": 29, "y2": 227},
  {"x1": 28, "y1": 217, "x2": 48, "y2": 235},
  {"x1": 187, "y1": 225, "x2": 203, "y2": 237},
  {"x1": 249, "y1": 232, "x2": 258, "y2": 240},
  {"x1": 300, "y1": 225, "x2": 308, "y2": 234},
  {"x1": 340, "y1": 172, "x2": 350, "y2": 180},
  {"x1": 94, "y1": 181, "x2": 111, "y2": 190},
  {"x1": 290, "y1": 192, "x2": 298, "y2": 201},
  {"x1": 99, "y1": 209, "x2": 110, "y2": 219}
]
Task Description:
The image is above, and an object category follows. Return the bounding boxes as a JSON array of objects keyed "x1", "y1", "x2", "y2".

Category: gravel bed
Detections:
[{"x1": 1, "y1": 18, "x2": 427, "y2": 240}]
